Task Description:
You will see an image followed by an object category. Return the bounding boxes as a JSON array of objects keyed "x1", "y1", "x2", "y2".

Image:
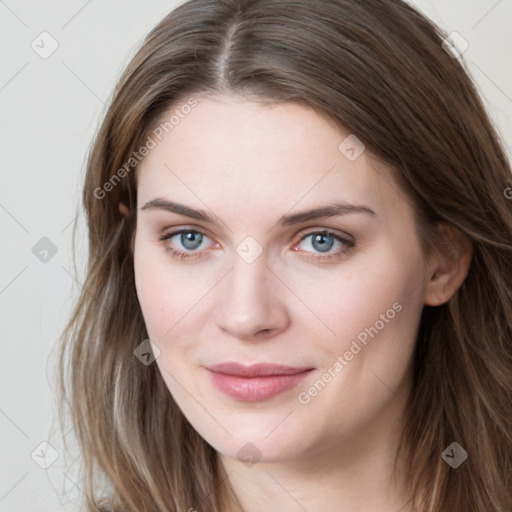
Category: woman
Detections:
[{"x1": 57, "y1": 0, "x2": 512, "y2": 510}]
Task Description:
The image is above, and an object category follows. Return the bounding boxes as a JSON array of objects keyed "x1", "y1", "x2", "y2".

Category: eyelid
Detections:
[
  {"x1": 160, "y1": 227, "x2": 218, "y2": 249},
  {"x1": 291, "y1": 228, "x2": 355, "y2": 259},
  {"x1": 295, "y1": 226, "x2": 354, "y2": 243},
  {"x1": 160, "y1": 224, "x2": 216, "y2": 240},
  {"x1": 159, "y1": 226, "x2": 353, "y2": 245},
  {"x1": 159, "y1": 227, "x2": 217, "y2": 262},
  {"x1": 159, "y1": 226, "x2": 355, "y2": 261}
]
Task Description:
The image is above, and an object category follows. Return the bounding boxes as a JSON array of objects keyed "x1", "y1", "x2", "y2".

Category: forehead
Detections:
[{"x1": 136, "y1": 94, "x2": 401, "y2": 220}]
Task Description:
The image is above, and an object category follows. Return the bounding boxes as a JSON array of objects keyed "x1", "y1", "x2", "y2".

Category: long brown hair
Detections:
[{"x1": 56, "y1": 0, "x2": 512, "y2": 510}]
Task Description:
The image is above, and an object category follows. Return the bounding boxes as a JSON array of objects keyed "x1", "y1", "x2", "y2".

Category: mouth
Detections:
[{"x1": 205, "y1": 362, "x2": 314, "y2": 402}]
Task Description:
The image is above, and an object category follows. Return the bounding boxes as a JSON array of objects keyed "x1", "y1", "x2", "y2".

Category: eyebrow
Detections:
[{"x1": 140, "y1": 198, "x2": 377, "y2": 226}]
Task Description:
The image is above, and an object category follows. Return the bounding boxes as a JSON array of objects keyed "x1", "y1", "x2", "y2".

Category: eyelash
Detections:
[{"x1": 159, "y1": 228, "x2": 355, "y2": 262}]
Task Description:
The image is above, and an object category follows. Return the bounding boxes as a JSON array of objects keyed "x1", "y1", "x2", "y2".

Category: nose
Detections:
[{"x1": 213, "y1": 251, "x2": 290, "y2": 341}]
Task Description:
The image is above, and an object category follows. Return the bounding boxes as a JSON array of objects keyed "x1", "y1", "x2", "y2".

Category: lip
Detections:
[{"x1": 205, "y1": 362, "x2": 314, "y2": 402}]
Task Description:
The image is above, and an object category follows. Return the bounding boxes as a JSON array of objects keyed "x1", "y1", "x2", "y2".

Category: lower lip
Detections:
[{"x1": 206, "y1": 369, "x2": 313, "y2": 402}]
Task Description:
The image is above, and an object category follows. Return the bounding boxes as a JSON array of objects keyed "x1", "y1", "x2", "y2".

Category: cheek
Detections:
[
  {"x1": 310, "y1": 245, "x2": 425, "y2": 403},
  {"x1": 294, "y1": 248, "x2": 424, "y2": 355},
  {"x1": 134, "y1": 237, "x2": 178, "y2": 340},
  {"x1": 133, "y1": 240, "x2": 220, "y2": 345},
  {"x1": 291, "y1": 257, "x2": 424, "y2": 436}
]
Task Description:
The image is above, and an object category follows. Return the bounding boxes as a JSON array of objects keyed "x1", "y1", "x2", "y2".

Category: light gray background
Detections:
[{"x1": 1, "y1": 1, "x2": 511, "y2": 510}]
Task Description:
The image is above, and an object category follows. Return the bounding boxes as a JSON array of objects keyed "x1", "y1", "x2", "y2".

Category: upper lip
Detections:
[{"x1": 206, "y1": 362, "x2": 313, "y2": 377}]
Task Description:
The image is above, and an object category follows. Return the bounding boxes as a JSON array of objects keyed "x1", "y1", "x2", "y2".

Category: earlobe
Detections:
[
  {"x1": 424, "y1": 225, "x2": 473, "y2": 306},
  {"x1": 119, "y1": 201, "x2": 130, "y2": 218},
  {"x1": 118, "y1": 201, "x2": 136, "y2": 253}
]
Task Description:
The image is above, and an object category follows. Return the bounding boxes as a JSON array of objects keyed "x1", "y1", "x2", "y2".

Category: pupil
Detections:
[
  {"x1": 313, "y1": 233, "x2": 333, "y2": 252},
  {"x1": 181, "y1": 231, "x2": 202, "y2": 250}
]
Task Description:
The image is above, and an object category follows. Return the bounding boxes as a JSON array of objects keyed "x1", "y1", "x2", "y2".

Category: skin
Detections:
[{"x1": 123, "y1": 93, "x2": 471, "y2": 511}]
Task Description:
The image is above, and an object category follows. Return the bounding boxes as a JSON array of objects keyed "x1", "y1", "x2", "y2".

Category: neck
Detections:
[{"x1": 217, "y1": 400, "x2": 415, "y2": 512}]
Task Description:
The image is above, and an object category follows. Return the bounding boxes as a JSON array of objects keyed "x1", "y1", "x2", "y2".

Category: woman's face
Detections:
[{"x1": 133, "y1": 93, "x2": 429, "y2": 464}]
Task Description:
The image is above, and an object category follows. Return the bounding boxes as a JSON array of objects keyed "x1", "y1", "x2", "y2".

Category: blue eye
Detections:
[
  {"x1": 160, "y1": 229, "x2": 213, "y2": 260},
  {"x1": 177, "y1": 231, "x2": 205, "y2": 250},
  {"x1": 295, "y1": 230, "x2": 354, "y2": 260},
  {"x1": 160, "y1": 228, "x2": 354, "y2": 262},
  {"x1": 304, "y1": 232, "x2": 336, "y2": 252}
]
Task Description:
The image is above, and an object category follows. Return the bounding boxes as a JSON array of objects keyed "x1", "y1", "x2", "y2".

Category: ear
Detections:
[
  {"x1": 424, "y1": 223, "x2": 472, "y2": 306},
  {"x1": 119, "y1": 201, "x2": 136, "y2": 253},
  {"x1": 119, "y1": 201, "x2": 130, "y2": 218}
]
